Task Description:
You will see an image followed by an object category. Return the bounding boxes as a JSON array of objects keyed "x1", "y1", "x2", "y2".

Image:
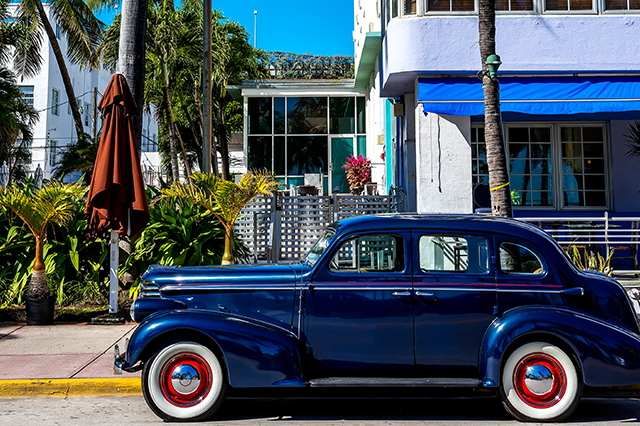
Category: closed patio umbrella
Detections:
[{"x1": 85, "y1": 73, "x2": 149, "y2": 313}]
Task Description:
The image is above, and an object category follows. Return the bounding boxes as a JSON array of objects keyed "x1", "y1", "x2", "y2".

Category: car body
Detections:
[{"x1": 115, "y1": 214, "x2": 640, "y2": 422}]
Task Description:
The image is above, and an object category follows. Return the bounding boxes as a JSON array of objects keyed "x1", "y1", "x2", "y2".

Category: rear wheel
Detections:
[
  {"x1": 500, "y1": 341, "x2": 582, "y2": 422},
  {"x1": 142, "y1": 342, "x2": 227, "y2": 422}
]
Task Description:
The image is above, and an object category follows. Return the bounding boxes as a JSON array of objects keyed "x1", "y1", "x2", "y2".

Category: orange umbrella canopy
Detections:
[{"x1": 85, "y1": 73, "x2": 149, "y2": 237}]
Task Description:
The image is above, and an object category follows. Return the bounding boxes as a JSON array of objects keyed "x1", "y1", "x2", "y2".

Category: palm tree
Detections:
[
  {"x1": 159, "y1": 171, "x2": 281, "y2": 264},
  {"x1": 478, "y1": 0, "x2": 512, "y2": 217},
  {"x1": 17, "y1": 0, "x2": 103, "y2": 138},
  {"x1": 0, "y1": 181, "x2": 85, "y2": 300}
]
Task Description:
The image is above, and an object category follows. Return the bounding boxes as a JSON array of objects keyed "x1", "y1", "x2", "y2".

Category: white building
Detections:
[{"x1": 7, "y1": 2, "x2": 159, "y2": 183}]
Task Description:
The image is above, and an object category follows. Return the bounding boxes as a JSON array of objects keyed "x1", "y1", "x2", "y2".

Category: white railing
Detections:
[{"x1": 519, "y1": 213, "x2": 640, "y2": 276}]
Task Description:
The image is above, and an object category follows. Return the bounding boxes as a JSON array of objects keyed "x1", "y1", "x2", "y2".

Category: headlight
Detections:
[{"x1": 129, "y1": 299, "x2": 139, "y2": 322}]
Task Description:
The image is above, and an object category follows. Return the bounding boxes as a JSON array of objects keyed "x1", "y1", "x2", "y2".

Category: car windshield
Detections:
[{"x1": 305, "y1": 230, "x2": 335, "y2": 267}]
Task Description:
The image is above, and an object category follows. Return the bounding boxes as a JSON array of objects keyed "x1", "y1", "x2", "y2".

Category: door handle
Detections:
[
  {"x1": 392, "y1": 291, "x2": 412, "y2": 297},
  {"x1": 416, "y1": 291, "x2": 439, "y2": 303}
]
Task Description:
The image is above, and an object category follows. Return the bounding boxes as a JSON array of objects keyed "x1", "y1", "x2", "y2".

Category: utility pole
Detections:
[
  {"x1": 202, "y1": 0, "x2": 212, "y2": 174},
  {"x1": 254, "y1": 10, "x2": 257, "y2": 48}
]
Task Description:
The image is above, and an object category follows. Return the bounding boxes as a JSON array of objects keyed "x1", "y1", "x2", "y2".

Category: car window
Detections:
[
  {"x1": 330, "y1": 235, "x2": 404, "y2": 273},
  {"x1": 499, "y1": 242, "x2": 544, "y2": 274},
  {"x1": 419, "y1": 235, "x2": 489, "y2": 273},
  {"x1": 306, "y1": 230, "x2": 335, "y2": 267}
]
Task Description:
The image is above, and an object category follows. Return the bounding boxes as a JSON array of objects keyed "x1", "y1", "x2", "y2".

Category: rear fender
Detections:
[
  {"x1": 481, "y1": 306, "x2": 640, "y2": 388},
  {"x1": 126, "y1": 310, "x2": 306, "y2": 388}
]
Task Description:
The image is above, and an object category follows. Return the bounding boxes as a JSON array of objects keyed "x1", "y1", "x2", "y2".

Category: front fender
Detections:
[
  {"x1": 481, "y1": 306, "x2": 640, "y2": 388},
  {"x1": 125, "y1": 310, "x2": 306, "y2": 388}
]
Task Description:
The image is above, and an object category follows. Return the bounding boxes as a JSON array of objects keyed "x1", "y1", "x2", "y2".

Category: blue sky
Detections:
[{"x1": 98, "y1": 1, "x2": 354, "y2": 57}]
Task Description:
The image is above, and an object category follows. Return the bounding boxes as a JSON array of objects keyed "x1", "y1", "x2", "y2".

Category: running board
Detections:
[{"x1": 309, "y1": 377, "x2": 483, "y2": 388}]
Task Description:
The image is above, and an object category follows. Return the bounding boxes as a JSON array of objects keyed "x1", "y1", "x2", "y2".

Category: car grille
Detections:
[{"x1": 140, "y1": 281, "x2": 160, "y2": 298}]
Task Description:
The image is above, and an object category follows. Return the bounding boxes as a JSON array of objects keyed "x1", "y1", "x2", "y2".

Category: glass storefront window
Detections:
[
  {"x1": 330, "y1": 97, "x2": 355, "y2": 134},
  {"x1": 248, "y1": 136, "x2": 272, "y2": 170},
  {"x1": 357, "y1": 97, "x2": 366, "y2": 134},
  {"x1": 287, "y1": 97, "x2": 327, "y2": 134},
  {"x1": 248, "y1": 98, "x2": 271, "y2": 134},
  {"x1": 274, "y1": 97, "x2": 286, "y2": 134},
  {"x1": 287, "y1": 136, "x2": 328, "y2": 175}
]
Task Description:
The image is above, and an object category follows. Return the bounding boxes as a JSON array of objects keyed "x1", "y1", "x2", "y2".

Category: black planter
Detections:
[{"x1": 25, "y1": 294, "x2": 55, "y2": 326}]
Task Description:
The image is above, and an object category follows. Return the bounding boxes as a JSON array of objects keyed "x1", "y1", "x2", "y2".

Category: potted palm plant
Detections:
[
  {"x1": 0, "y1": 181, "x2": 85, "y2": 325},
  {"x1": 159, "y1": 170, "x2": 281, "y2": 265},
  {"x1": 343, "y1": 155, "x2": 372, "y2": 195}
]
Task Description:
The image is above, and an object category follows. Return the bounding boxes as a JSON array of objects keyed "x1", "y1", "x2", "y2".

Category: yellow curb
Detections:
[{"x1": 0, "y1": 378, "x2": 141, "y2": 398}]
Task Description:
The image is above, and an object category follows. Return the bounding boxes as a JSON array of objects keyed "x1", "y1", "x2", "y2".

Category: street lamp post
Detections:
[{"x1": 254, "y1": 10, "x2": 257, "y2": 48}]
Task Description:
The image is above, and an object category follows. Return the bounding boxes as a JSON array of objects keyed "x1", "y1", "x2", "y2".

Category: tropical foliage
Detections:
[
  {"x1": 0, "y1": 180, "x2": 86, "y2": 300},
  {"x1": 343, "y1": 155, "x2": 372, "y2": 190},
  {"x1": 122, "y1": 195, "x2": 249, "y2": 299},
  {"x1": 268, "y1": 51, "x2": 354, "y2": 79},
  {"x1": 158, "y1": 171, "x2": 281, "y2": 264},
  {"x1": 567, "y1": 246, "x2": 614, "y2": 277}
]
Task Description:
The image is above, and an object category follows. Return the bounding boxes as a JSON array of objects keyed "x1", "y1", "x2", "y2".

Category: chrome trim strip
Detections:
[{"x1": 161, "y1": 286, "x2": 297, "y2": 292}]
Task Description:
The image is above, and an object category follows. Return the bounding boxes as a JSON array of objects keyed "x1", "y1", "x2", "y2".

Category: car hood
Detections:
[{"x1": 141, "y1": 263, "x2": 300, "y2": 292}]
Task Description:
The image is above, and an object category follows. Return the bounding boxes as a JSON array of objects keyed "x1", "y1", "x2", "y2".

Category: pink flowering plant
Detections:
[{"x1": 343, "y1": 155, "x2": 372, "y2": 189}]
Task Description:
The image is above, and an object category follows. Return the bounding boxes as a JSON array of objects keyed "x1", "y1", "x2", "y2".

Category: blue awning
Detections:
[{"x1": 418, "y1": 76, "x2": 640, "y2": 116}]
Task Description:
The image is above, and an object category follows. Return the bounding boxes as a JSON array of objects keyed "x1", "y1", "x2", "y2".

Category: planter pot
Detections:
[
  {"x1": 25, "y1": 293, "x2": 55, "y2": 326},
  {"x1": 350, "y1": 186, "x2": 364, "y2": 195},
  {"x1": 366, "y1": 183, "x2": 378, "y2": 195}
]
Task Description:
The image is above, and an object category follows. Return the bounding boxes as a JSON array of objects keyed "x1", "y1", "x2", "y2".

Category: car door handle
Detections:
[
  {"x1": 392, "y1": 291, "x2": 412, "y2": 297},
  {"x1": 416, "y1": 291, "x2": 439, "y2": 303}
]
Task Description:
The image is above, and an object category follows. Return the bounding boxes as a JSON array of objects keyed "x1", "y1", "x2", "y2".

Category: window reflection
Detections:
[
  {"x1": 287, "y1": 136, "x2": 328, "y2": 175},
  {"x1": 287, "y1": 97, "x2": 327, "y2": 134}
]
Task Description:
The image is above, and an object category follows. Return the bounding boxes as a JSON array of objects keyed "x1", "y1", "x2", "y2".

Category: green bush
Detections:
[{"x1": 122, "y1": 197, "x2": 249, "y2": 299}]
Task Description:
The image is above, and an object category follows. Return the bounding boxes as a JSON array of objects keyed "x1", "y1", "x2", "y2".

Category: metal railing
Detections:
[{"x1": 519, "y1": 213, "x2": 640, "y2": 276}]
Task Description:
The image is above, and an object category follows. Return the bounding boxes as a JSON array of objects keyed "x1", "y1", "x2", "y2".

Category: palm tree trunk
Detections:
[
  {"x1": 118, "y1": 0, "x2": 149, "y2": 154},
  {"x1": 26, "y1": 237, "x2": 49, "y2": 299},
  {"x1": 163, "y1": 86, "x2": 180, "y2": 183},
  {"x1": 217, "y1": 96, "x2": 230, "y2": 181},
  {"x1": 222, "y1": 228, "x2": 234, "y2": 265},
  {"x1": 478, "y1": 0, "x2": 512, "y2": 218},
  {"x1": 34, "y1": 1, "x2": 85, "y2": 139}
]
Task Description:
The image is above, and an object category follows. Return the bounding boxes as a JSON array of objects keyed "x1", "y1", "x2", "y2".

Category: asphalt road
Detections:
[{"x1": 0, "y1": 395, "x2": 639, "y2": 425}]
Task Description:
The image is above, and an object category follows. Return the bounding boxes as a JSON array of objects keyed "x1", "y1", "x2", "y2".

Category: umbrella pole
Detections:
[{"x1": 109, "y1": 230, "x2": 119, "y2": 313}]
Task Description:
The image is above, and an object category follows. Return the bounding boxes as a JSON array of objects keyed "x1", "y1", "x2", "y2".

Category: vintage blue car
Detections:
[{"x1": 115, "y1": 214, "x2": 640, "y2": 422}]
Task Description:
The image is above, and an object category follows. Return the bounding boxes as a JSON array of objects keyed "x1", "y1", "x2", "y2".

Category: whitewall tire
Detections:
[
  {"x1": 500, "y1": 341, "x2": 582, "y2": 422},
  {"x1": 142, "y1": 342, "x2": 227, "y2": 422}
]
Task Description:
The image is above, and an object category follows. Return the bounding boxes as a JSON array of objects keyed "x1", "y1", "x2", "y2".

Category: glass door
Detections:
[{"x1": 330, "y1": 137, "x2": 355, "y2": 194}]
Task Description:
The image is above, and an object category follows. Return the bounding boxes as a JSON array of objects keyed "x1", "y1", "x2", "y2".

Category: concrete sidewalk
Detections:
[{"x1": 0, "y1": 323, "x2": 142, "y2": 398}]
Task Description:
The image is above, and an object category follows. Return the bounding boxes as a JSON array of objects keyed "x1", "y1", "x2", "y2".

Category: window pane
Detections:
[
  {"x1": 509, "y1": 127, "x2": 529, "y2": 142},
  {"x1": 287, "y1": 136, "x2": 328, "y2": 175},
  {"x1": 530, "y1": 128, "x2": 551, "y2": 142},
  {"x1": 358, "y1": 236, "x2": 404, "y2": 272},
  {"x1": 287, "y1": 97, "x2": 327, "y2": 134},
  {"x1": 562, "y1": 143, "x2": 582, "y2": 158},
  {"x1": 531, "y1": 144, "x2": 551, "y2": 159},
  {"x1": 274, "y1": 97, "x2": 285, "y2": 134},
  {"x1": 510, "y1": 159, "x2": 528, "y2": 175},
  {"x1": 509, "y1": 144, "x2": 529, "y2": 158},
  {"x1": 248, "y1": 136, "x2": 271, "y2": 169},
  {"x1": 392, "y1": 0, "x2": 399, "y2": 17},
  {"x1": 274, "y1": 136, "x2": 285, "y2": 175},
  {"x1": 330, "y1": 97, "x2": 355, "y2": 134},
  {"x1": 499, "y1": 242, "x2": 543, "y2": 274},
  {"x1": 357, "y1": 135, "x2": 367, "y2": 158},
  {"x1": 357, "y1": 97, "x2": 366, "y2": 134},
  {"x1": 605, "y1": 0, "x2": 627, "y2": 8},
  {"x1": 419, "y1": 235, "x2": 488, "y2": 273},
  {"x1": 583, "y1": 127, "x2": 603, "y2": 142},
  {"x1": 585, "y1": 175, "x2": 605, "y2": 190},
  {"x1": 531, "y1": 159, "x2": 552, "y2": 174},
  {"x1": 585, "y1": 191, "x2": 606, "y2": 206},
  {"x1": 583, "y1": 143, "x2": 604, "y2": 157},
  {"x1": 510, "y1": 0, "x2": 534, "y2": 10},
  {"x1": 563, "y1": 175, "x2": 584, "y2": 190},
  {"x1": 561, "y1": 127, "x2": 581, "y2": 142},
  {"x1": 562, "y1": 159, "x2": 583, "y2": 174},
  {"x1": 570, "y1": 0, "x2": 593, "y2": 9},
  {"x1": 511, "y1": 175, "x2": 531, "y2": 191},
  {"x1": 404, "y1": 0, "x2": 417, "y2": 14},
  {"x1": 452, "y1": 0, "x2": 475, "y2": 10},
  {"x1": 248, "y1": 97, "x2": 271, "y2": 134},
  {"x1": 631, "y1": 0, "x2": 640, "y2": 9},
  {"x1": 584, "y1": 159, "x2": 604, "y2": 173},
  {"x1": 428, "y1": 0, "x2": 451, "y2": 11}
]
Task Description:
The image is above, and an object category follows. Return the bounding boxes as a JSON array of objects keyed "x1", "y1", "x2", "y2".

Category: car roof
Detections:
[{"x1": 329, "y1": 213, "x2": 553, "y2": 242}]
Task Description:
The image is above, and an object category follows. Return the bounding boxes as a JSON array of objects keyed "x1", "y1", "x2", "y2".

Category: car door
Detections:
[
  {"x1": 305, "y1": 231, "x2": 414, "y2": 373},
  {"x1": 412, "y1": 231, "x2": 497, "y2": 377}
]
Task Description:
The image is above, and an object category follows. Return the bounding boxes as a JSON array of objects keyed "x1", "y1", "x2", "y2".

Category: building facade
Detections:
[{"x1": 356, "y1": 0, "x2": 640, "y2": 217}]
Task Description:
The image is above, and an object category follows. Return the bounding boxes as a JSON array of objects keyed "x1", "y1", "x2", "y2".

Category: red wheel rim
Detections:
[
  {"x1": 513, "y1": 352, "x2": 566, "y2": 408},
  {"x1": 159, "y1": 352, "x2": 212, "y2": 407}
]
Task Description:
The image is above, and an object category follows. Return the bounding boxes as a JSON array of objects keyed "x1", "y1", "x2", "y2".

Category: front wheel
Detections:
[
  {"x1": 142, "y1": 342, "x2": 227, "y2": 422},
  {"x1": 500, "y1": 341, "x2": 582, "y2": 422}
]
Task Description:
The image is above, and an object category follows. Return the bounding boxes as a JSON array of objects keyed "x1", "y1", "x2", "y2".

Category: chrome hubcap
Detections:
[
  {"x1": 524, "y1": 364, "x2": 554, "y2": 395},
  {"x1": 170, "y1": 364, "x2": 202, "y2": 395}
]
